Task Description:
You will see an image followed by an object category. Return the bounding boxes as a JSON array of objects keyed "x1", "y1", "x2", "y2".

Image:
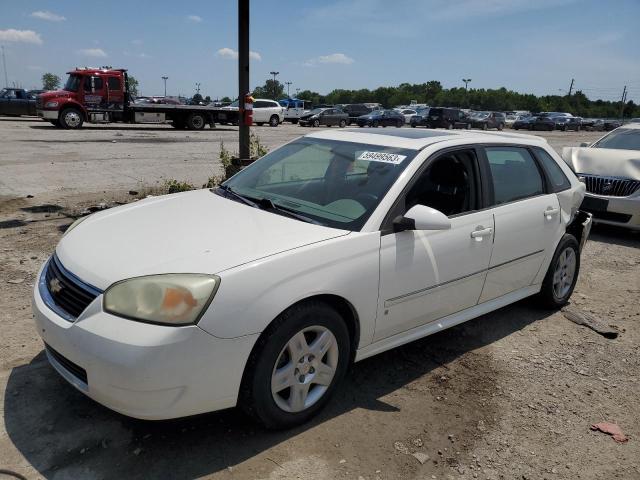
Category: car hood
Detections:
[
  {"x1": 300, "y1": 113, "x2": 318, "y2": 120},
  {"x1": 39, "y1": 90, "x2": 74, "y2": 101},
  {"x1": 561, "y1": 147, "x2": 640, "y2": 179},
  {"x1": 56, "y1": 189, "x2": 350, "y2": 290}
]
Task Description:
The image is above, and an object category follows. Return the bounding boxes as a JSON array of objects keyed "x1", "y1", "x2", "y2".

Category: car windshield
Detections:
[
  {"x1": 592, "y1": 128, "x2": 640, "y2": 151},
  {"x1": 416, "y1": 108, "x2": 429, "y2": 115},
  {"x1": 309, "y1": 108, "x2": 325, "y2": 115},
  {"x1": 221, "y1": 138, "x2": 417, "y2": 230},
  {"x1": 0, "y1": 88, "x2": 8, "y2": 98},
  {"x1": 64, "y1": 75, "x2": 81, "y2": 92},
  {"x1": 370, "y1": 110, "x2": 384, "y2": 116},
  {"x1": 472, "y1": 112, "x2": 489, "y2": 118}
]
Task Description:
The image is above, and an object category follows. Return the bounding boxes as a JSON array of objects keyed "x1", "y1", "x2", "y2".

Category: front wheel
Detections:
[
  {"x1": 338, "y1": 119, "x2": 346, "y2": 128},
  {"x1": 59, "y1": 108, "x2": 84, "y2": 129},
  {"x1": 269, "y1": 115, "x2": 280, "y2": 127},
  {"x1": 396, "y1": 120, "x2": 403, "y2": 128},
  {"x1": 240, "y1": 301, "x2": 351, "y2": 429},
  {"x1": 498, "y1": 123, "x2": 504, "y2": 131},
  {"x1": 312, "y1": 119, "x2": 320, "y2": 127},
  {"x1": 538, "y1": 234, "x2": 580, "y2": 309},
  {"x1": 372, "y1": 120, "x2": 379, "y2": 128}
]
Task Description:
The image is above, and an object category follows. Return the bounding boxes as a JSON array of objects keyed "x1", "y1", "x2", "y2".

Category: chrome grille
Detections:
[
  {"x1": 40, "y1": 255, "x2": 102, "y2": 321},
  {"x1": 579, "y1": 174, "x2": 640, "y2": 197}
]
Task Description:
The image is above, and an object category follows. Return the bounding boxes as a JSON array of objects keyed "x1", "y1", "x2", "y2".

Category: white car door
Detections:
[
  {"x1": 375, "y1": 148, "x2": 494, "y2": 341},
  {"x1": 478, "y1": 146, "x2": 563, "y2": 302}
]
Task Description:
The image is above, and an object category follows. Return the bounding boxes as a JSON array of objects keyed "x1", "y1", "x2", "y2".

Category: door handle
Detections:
[
  {"x1": 544, "y1": 207, "x2": 560, "y2": 219},
  {"x1": 471, "y1": 227, "x2": 493, "y2": 241}
]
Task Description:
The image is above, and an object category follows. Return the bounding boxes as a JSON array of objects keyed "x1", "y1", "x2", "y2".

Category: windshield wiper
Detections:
[
  {"x1": 217, "y1": 185, "x2": 260, "y2": 208},
  {"x1": 256, "y1": 198, "x2": 321, "y2": 225}
]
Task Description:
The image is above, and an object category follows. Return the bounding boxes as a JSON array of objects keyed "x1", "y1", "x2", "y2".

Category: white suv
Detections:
[{"x1": 252, "y1": 99, "x2": 284, "y2": 126}]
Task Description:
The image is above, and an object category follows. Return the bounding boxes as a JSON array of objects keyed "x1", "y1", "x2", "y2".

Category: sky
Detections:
[{"x1": 1, "y1": 0, "x2": 639, "y2": 102}]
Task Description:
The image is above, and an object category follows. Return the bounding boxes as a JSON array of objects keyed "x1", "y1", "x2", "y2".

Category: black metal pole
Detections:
[{"x1": 238, "y1": 0, "x2": 250, "y2": 160}]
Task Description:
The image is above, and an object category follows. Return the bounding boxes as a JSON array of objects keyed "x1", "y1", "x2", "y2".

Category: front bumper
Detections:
[
  {"x1": 581, "y1": 193, "x2": 640, "y2": 231},
  {"x1": 32, "y1": 263, "x2": 259, "y2": 419},
  {"x1": 37, "y1": 109, "x2": 58, "y2": 120}
]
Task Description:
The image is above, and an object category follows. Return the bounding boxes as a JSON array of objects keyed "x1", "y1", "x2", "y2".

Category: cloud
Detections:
[
  {"x1": 30, "y1": 10, "x2": 66, "y2": 22},
  {"x1": 0, "y1": 29, "x2": 43, "y2": 44},
  {"x1": 77, "y1": 48, "x2": 107, "y2": 58},
  {"x1": 187, "y1": 15, "x2": 202, "y2": 23},
  {"x1": 216, "y1": 47, "x2": 261, "y2": 61},
  {"x1": 304, "y1": 53, "x2": 354, "y2": 67}
]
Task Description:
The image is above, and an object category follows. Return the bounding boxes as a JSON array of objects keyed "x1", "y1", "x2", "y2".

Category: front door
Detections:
[
  {"x1": 375, "y1": 148, "x2": 494, "y2": 341},
  {"x1": 478, "y1": 146, "x2": 563, "y2": 302},
  {"x1": 81, "y1": 75, "x2": 106, "y2": 111},
  {"x1": 106, "y1": 76, "x2": 124, "y2": 111}
]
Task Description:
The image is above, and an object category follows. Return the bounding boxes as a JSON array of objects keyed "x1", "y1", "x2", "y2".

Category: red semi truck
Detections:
[{"x1": 36, "y1": 67, "x2": 238, "y2": 129}]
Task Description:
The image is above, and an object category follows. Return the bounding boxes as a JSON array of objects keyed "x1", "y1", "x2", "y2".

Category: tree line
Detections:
[{"x1": 253, "y1": 79, "x2": 637, "y2": 118}]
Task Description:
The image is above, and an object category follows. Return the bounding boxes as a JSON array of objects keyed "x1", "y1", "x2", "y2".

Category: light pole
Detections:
[
  {"x1": 195, "y1": 82, "x2": 201, "y2": 94},
  {"x1": 1, "y1": 46, "x2": 8, "y2": 87},
  {"x1": 285, "y1": 81, "x2": 292, "y2": 98},
  {"x1": 161, "y1": 76, "x2": 168, "y2": 97},
  {"x1": 462, "y1": 78, "x2": 472, "y2": 91},
  {"x1": 296, "y1": 88, "x2": 300, "y2": 96},
  {"x1": 269, "y1": 71, "x2": 279, "y2": 99}
]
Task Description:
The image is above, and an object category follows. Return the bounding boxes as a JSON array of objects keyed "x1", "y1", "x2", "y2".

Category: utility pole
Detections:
[
  {"x1": 269, "y1": 71, "x2": 279, "y2": 99},
  {"x1": 1, "y1": 46, "x2": 8, "y2": 87},
  {"x1": 296, "y1": 87, "x2": 300, "y2": 96},
  {"x1": 620, "y1": 85, "x2": 627, "y2": 122},
  {"x1": 195, "y1": 82, "x2": 201, "y2": 94},
  {"x1": 568, "y1": 78, "x2": 574, "y2": 96},
  {"x1": 462, "y1": 78, "x2": 471, "y2": 91},
  {"x1": 238, "y1": 0, "x2": 250, "y2": 160},
  {"x1": 161, "y1": 76, "x2": 168, "y2": 97},
  {"x1": 285, "y1": 81, "x2": 292, "y2": 97}
]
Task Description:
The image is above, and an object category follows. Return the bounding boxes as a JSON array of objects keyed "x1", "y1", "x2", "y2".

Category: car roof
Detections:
[{"x1": 305, "y1": 128, "x2": 548, "y2": 150}]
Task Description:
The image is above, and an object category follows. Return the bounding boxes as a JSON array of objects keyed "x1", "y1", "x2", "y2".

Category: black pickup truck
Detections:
[{"x1": 0, "y1": 88, "x2": 44, "y2": 116}]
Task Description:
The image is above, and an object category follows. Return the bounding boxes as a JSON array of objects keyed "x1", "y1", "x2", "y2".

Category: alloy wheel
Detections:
[
  {"x1": 64, "y1": 111, "x2": 82, "y2": 128},
  {"x1": 271, "y1": 326, "x2": 339, "y2": 413},
  {"x1": 552, "y1": 247, "x2": 576, "y2": 299}
]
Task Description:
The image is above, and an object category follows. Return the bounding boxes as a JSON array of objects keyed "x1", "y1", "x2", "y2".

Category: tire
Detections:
[
  {"x1": 312, "y1": 119, "x2": 320, "y2": 128},
  {"x1": 498, "y1": 123, "x2": 504, "y2": 131},
  {"x1": 447, "y1": 123, "x2": 453, "y2": 130},
  {"x1": 339, "y1": 119, "x2": 346, "y2": 128},
  {"x1": 396, "y1": 120, "x2": 403, "y2": 128},
  {"x1": 372, "y1": 120, "x2": 379, "y2": 128},
  {"x1": 269, "y1": 115, "x2": 280, "y2": 127},
  {"x1": 411, "y1": 123, "x2": 416, "y2": 128},
  {"x1": 240, "y1": 300, "x2": 351, "y2": 429},
  {"x1": 576, "y1": 125, "x2": 581, "y2": 132},
  {"x1": 186, "y1": 113, "x2": 206, "y2": 130},
  {"x1": 59, "y1": 108, "x2": 83, "y2": 129},
  {"x1": 538, "y1": 234, "x2": 580, "y2": 309}
]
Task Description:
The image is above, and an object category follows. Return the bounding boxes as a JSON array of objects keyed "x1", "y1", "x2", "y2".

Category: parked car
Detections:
[
  {"x1": 0, "y1": 88, "x2": 38, "y2": 116},
  {"x1": 299, "y1": 108, "x2": 349, "y2": 127},
  {"x1": 531, "y1": 115, "x2": 563, "y2": 131},
  {"x1": 562, "y1": 124, "x2": 640, "y2": 230},
  {"x1": 341, "y1": 103, "x2": 373, "y2": 125},
  {"x1": 33, "y1": 127, "x2": 590, "y2": 429},
  {"x1": 221, "y1": 98, "x2": 284, "y2": 126},
  {"x1": 603, "y1": 119, "x2": 622, "y2": 131},
  {"x1": 279, "y1": 98, "x2": 311, "y2": 124},
  {"x1": 468, "y1": 111, "x2": 505, "y2": 130},
  {"x1": 424, "y1": 107, "x2": 470, "y2": 129},
  {"x1": 580, "y1": 118, "x2": 603, "y2": 131},
  {"x1": 356, "y1": 109, "x2": 405, "y2": 127},
  {"x1": 505, "y1": 114, "x2": 518, "y2": 127},
  {"x1": 512, "y1": 116, "x2": 536, "y2": 130},
  {"x1": 409, "y1": 107, "x2": 431, "y2": 128},
  {"x1": 396, "y1": 108, "x2": 418, "y2": 124},
  {"x1": 555, "y1": 116, "x2": 582, "y2": 131}
]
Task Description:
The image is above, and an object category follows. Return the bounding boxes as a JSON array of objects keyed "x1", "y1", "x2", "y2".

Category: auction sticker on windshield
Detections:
[{"x1": 357, "y1": 151, "x2": 407, "y2": 164}]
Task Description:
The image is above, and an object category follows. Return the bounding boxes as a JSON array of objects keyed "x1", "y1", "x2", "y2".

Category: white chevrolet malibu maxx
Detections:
[{"x1": 33, "y1": 128, "x2": 591, "y2": 428}]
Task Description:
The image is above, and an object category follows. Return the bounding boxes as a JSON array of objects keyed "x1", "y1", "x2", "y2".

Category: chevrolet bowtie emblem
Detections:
[{"x1": 49, "y1": 277, "x2": 63, "y2": 294}]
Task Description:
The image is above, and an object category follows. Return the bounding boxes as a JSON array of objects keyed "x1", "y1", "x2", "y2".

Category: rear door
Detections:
[{"x1": 478, "y1": 146, "x2": 563, "y2": 302}]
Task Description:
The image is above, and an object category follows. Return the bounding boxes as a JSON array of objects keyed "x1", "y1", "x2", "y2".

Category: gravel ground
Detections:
[{"x1": 0, "y1": 118, "x2": 638, "y2": 480}]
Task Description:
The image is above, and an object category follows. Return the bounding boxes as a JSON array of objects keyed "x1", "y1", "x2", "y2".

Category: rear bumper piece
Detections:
[{"x1": 578, "y1": 211, "x2": 592, "y2": 251}]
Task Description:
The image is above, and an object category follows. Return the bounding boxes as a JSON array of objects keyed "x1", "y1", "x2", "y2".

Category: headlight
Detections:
[
  {"x1": 45, "y1": 101, "x2": 59, "y2": 108},
  {"x1": 104, "y1": 274, "x2": 220, "y2": 325},
  {"x1": 63, "y1": 215, "x2": 89, "y2": 237}
]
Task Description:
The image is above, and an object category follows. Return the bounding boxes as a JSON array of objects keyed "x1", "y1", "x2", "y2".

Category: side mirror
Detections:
[
  {"x1": 394, "y1": 205, "x2": 451, "y2": 232},
  {"x1": 579, "y1": 142, "x2": 590, "y2": 147}
]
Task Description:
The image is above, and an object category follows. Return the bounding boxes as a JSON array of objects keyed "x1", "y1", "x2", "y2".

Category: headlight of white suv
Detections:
[{"x1": 104, "y1": 274, "x2": 220, "y2": 325}]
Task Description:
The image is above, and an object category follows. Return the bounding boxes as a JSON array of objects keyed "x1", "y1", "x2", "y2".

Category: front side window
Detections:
[
  {"x1": 107, "y1": 77, "x2": 121, "y2": 90},
  {"x1": 592, "y1": 128, "x2": 640, "y2": 151},
  {"x1": 222, "y1": 138, "x2": 417, "y2": 230},
  {"x1": 64, "y1": 75, "x2": 81, "y2": 92},
  {"x1": 485, "y1": 147, "x2": 544, "y2": 205}
]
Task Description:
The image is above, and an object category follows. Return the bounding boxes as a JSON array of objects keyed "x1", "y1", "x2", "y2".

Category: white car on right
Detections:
[{"x1": 562, "y1": 123, "x2": 640, "y2": 230}]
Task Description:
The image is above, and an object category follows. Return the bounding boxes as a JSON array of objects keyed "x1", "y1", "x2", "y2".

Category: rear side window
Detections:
[
  {"x1": 533, "y1": 147, "x2": 571, "y2": 192},
  {"x1": 254, "y1": 101, "x2": 267, "y2": 108},
  {"x1": 485, "y1": 147, "x2": 544, "y2": 205}
]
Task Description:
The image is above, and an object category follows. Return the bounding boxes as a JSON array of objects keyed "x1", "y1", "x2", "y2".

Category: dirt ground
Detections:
[{"x1": 0, "y1": 118, "x2": 639, "y2": 480}]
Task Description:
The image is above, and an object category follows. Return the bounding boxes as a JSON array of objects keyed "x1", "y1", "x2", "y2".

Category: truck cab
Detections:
[
  {"x1": 37, "y1": 68, "x2": 128, "y2": 127},
  {"x1": 278, "y1": 98, "x2": 310, "y2": 124}
]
